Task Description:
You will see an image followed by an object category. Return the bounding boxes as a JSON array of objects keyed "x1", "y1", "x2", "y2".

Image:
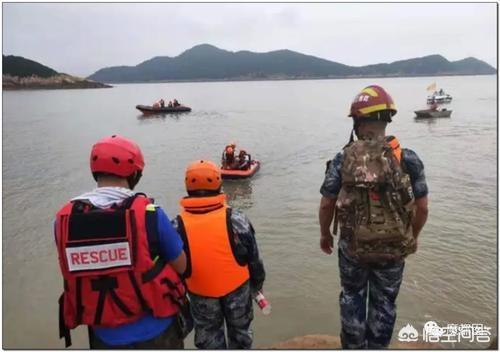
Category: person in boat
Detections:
[
  {"x1": 439, "y1": 88, "x2": 444, "y2": 95},
  {"x1": 173, "y1": 99, "x2": 180, "y2": 107},
  {"x1": 160, "y1": 99, "x2": 165, "y2": 108},
  {"x1": 222, "y1": 144, "x2": 238, "y2": 170},
  {"x1": 54, "y1": 135, "x2": 188, "y2": 349},
  {"x1": 168, "y1": 101, "x2": 173, "y2": 108},
  {"x1": 172, "y1": 159, "x2": 266, "y2": 349},
  {"x1": 319, "y1": 85, "x2": 429, "y2": 349},
  {"x1": 237, "y1": 149, "x2": 251, "y2": 170}
]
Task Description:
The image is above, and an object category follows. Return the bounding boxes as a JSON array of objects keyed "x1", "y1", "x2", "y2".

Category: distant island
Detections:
[
  {"x1": 88, "y1": 44, "x2": 496, "y2": 83},
  {"x1": 3, "y1": 55, "x2": 111, "y2": 90}
]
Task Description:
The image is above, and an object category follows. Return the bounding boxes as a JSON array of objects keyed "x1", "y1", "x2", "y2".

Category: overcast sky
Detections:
[{"x1": 3, "y1": 2, "x2": 497, "y2": 77}]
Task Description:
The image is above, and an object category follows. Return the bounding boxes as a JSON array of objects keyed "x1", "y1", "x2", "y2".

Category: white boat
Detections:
[{"x1": 427, "y1": 90, "x2": 452, "y2": 104}]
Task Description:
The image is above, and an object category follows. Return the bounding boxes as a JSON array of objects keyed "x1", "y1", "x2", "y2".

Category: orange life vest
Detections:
[
  {"x1": 387, "y1": 135, "x2": 402, "y2": 163},
  {"x1": 177, "y1": 194, "x2": 249, "y2": 298},
  {"x1": 55, "y1": 194, "x2": 185, "y2": 347}
]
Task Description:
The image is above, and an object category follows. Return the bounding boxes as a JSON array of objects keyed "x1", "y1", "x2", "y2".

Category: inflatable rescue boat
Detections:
[{"x1": 221, "y1": 160, "x2": 260, "y2": 179}]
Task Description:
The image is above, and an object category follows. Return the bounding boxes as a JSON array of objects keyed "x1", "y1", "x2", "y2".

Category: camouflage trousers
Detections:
[
  {"x1": 189, "y1": 281, "x2": 254, "y2": 349},
  {"x1": 338, "y1": 248, "x2": 405, "y2": 349}
]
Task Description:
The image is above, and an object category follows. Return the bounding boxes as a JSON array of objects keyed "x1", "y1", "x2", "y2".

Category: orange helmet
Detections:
[
  {"x1": 185, "y1": 160, "x2": 222, "y2": 192},
  {"x1": 349, "y1": 85, "x2": 397, "y2": 121}
]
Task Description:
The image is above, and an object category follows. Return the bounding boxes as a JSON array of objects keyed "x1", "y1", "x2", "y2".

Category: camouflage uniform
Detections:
[
  {"x1": 189, "y1": 281, "x2": 254, "y2": 349},
  {"x1": 321, "y1": 147, "x2": 428, "y2": 349},
  {"x1": 172, "y1": 209, "x2": 265, "y2": 349}
]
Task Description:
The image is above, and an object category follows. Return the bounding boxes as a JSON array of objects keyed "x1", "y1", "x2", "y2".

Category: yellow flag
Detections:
[{"x1": 426, "y1": 82, "x2": 437, "y2": 91}]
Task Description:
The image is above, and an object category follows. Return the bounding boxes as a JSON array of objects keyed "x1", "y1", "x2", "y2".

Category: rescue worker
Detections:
[
  {"x1": 54, "y1": 135, "x2": 188, "y2": 349},
  {"x1": 222, "y1": 146, "x2": 237, "y2": 170},
  {"x1": 160, "y1": 99, "x2": 165, "y2": 108},
  {"x1": 168, "y1": 101, "x2": 173, "y2": 108},
  {"x1": 173, "y1": 99, "x2": 180, "y2": 107},
  {"x1": 318, "y1": 85, "x2": 429, "y2": 349},
  {"x1": 172, "y1": 160, "x2": 266, "y2": 349},
  {"x1": 238, "y1": 149, "x2": 251, "y2": 170}
]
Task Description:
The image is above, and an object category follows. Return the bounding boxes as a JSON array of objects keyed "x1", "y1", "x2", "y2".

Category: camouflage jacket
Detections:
[{"x1": 320, "y1": 147, "x2": 428, "y2": 255}]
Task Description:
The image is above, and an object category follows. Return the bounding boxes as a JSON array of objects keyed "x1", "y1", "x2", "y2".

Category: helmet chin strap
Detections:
[
  {"x1": 349, "y1": 128, "x2": 355, "y2": 144},
  {"x1": 348, "y1": 119, "x2": 361, "y2": 144}
]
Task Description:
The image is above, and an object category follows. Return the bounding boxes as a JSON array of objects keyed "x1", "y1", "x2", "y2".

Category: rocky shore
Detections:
[{"x1": 2, "y1": 74, "x2": 111, "y2": 90}]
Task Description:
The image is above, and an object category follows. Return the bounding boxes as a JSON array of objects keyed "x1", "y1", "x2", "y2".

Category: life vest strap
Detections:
[
  {"x1": 91, "y1": 276, "x2": 134, "y2": 325},
  {"x1": 141, "y1": 258, "x2": 167, "y2": 283},
  {"x1": 176, "y1": 216, "x2": 192, "y2": 279},
  {"x1": 163, "y1": 292, "x2": 182, "y2": 308},
  {"x1": 145, "y1": 208, "x2": 160, "y2": 260},
  {"x1": 128, "y1": 271, "x2": 150, "y2": 312},
  {"x1": 75, "y1": 277, "x2": 83, "y2": 325},
  {"x1": 160, "y1": 277, "x2": 184, "y2": 297},
  {"x1": 58, "y1": 294, "x2": 72, "y2": 347},
  {"x1": 333, "y1": 207, "x2": 339, "y2": 236}
]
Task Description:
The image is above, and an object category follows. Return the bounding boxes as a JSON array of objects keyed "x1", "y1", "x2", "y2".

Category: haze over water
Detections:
[{"x1": 3, "y1": 75, "x2": 497, "y2": 348}]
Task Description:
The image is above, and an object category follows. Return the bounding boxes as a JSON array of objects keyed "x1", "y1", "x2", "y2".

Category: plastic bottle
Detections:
[{"x1": 253, "y1": 291, "x2": 271, "y2": 315}]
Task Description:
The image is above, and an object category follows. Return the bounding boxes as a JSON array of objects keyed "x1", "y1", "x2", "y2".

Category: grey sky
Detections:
[{"x1": 3, "y1": 2, "x2": 497, "y2": 77}]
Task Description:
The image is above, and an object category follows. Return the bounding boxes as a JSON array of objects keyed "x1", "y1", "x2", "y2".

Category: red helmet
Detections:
[
  {"x1": 349, "y1": 85, "x2": 397, "y2": 120},
  {"x1": 90, "y1": 135, "x2": 144, "y2": 177}
]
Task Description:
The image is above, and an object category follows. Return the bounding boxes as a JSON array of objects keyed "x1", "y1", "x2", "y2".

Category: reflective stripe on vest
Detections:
[{"x1": 179, "y1": 196, "x2": 249, "y2": 298}]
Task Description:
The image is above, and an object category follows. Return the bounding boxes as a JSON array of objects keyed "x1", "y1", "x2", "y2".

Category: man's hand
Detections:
[
  {"x1": 319, "y1": 196, "x2": 336, "y2": 255},
  {"x1": 320, "y1": 233, "x2": 334, "y2": 254}
]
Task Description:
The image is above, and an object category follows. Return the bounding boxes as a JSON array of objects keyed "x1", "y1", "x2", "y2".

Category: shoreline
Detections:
[
  {"x1": 2, "y1": 74, "x2": 112, "y2": 90},
  {"x1": 92, "y1": 72, "x2": 496, "y2": 85}
]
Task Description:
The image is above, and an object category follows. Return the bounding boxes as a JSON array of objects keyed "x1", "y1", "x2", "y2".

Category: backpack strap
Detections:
[
  {"x1": 176, "y1": 215, "x2": 192, "y2": 279},
  {"x1": 145, "y1": 204, "x2": 160, "y2": 261},
  {"x1": 333, "y1": 207, "x2": 339, "y2": 236},
  {"x1": 141, "y1": 204, "x2": 168, "y2": 284}
]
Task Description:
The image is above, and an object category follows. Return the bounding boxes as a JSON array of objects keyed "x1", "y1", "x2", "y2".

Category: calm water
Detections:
[{"x1": 3, "y1": 75, "x2": 497, "y2": 348}]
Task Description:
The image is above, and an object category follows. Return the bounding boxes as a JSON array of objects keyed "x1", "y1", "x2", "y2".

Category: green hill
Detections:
[
  {"x1": 88, "y1": 44, "x2": 496, "y2": 83},
  {"x1": 3, "y1": 55, "x2": 111, "y2": 90},
  {"x1": 3, "y1": 55, "x2": 58, "y2": 78}
]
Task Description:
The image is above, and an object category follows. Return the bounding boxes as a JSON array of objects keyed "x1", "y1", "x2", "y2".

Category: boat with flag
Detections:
[{"x1": 426, "y1": 83, "x2": 452, "y2": 104}]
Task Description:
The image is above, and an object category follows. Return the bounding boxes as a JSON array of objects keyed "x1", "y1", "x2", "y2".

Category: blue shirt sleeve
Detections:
[
  {"x1": 320, "y1": 152, "x2": 343, "y2": 198},
  {"x1": 154, "y1": 207, "x2": 184, "y2": 262},
  {"x1": 401, "y1": 149, "x2": 429, "y2": 199}
]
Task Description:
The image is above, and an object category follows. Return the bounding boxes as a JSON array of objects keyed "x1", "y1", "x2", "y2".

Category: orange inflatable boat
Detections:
[{"x1": 221, "y1": 160, "x2": 260, "y2": 179}]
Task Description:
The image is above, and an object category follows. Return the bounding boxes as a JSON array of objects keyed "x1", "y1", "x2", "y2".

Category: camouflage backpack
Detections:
[{"x1": 334, "y1": 136, "x2": 416, "y2": 263}]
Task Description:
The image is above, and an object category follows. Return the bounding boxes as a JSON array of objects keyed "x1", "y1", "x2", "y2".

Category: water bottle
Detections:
[{"x1": 253, "y1": 291, "x2": 271, "y2": 315}]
